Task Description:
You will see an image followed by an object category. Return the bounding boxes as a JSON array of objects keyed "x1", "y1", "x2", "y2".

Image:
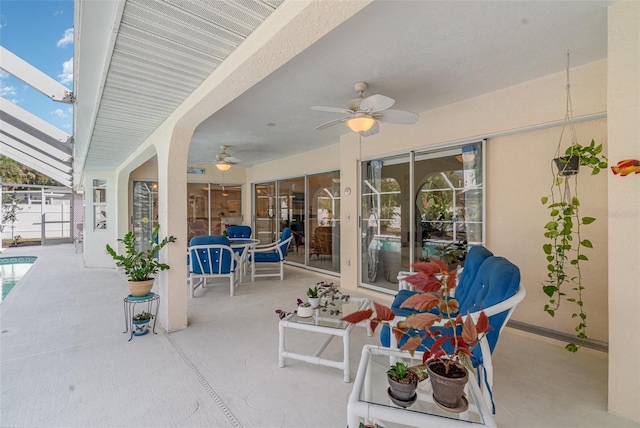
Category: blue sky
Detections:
[{"x1": 0, "y1": 0, "x2": 74, "y2": 133}]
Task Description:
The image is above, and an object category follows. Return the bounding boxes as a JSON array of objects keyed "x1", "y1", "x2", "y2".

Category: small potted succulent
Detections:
[
  {"x1": 132, "y1": 311, "x2": 154, "y2": 336},
  {"x1": 342, "y1": 259, "x2": 489, "y2": 412},
  {"x1": 307, "y1": 285, "x2": 320, "y2": 308},
  {"x1": 386, "y1": 362, "x2": 418, "y2": 407}
]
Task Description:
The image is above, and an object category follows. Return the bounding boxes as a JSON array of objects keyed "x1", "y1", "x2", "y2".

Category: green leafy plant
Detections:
[
  {"x1": 307, "y1": 285, "x2": 319, "y2": 298},
  {"x1": 386, "y1": 362, "x2": 410, "y2": 381},
  {"x1": 542, "y1": 139, "x2": 607, "y2": 352},
  {"x1": 342, "y1": 259, "x2": 489, "y2": 376},
  {"x1": 133, "y1": 311, "x2": 154, "y2": 322},
  {"x1": 105, "y1": 224, "x2": 177, "y2": 281}
]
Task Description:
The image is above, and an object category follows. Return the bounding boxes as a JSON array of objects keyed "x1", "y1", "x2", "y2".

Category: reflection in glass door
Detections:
[
  {"x1": 361, "y1": 156, "x2": 409, "y2": 292},
  {"x1": 308, "y1": 171, "x2": 340, "y2": 272},
  {"x1": 254, "y1": 182, "x2": 276, "y2": 244},
  {"x1": 278, "y1": 177, "x2": 305, "y2": 265},
  {"x1": 132, "y1": 181, "x2": 158, "y2": 252}
]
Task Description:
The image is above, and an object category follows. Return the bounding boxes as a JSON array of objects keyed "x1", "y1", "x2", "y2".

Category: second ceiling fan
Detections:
[{"x1": 311, "y1": 81, "x2": 418, "y2": 136}]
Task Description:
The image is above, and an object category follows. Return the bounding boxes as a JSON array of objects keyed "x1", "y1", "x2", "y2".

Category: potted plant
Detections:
[
  {"x1": 386, "y1": 362, "x2": 418, "y2": 407},
  {"x1": 307, "y1": 285, "x2": 320, "y2": 308},
  {"x1": 342, "y1": 259, "x2": 489, "y2": 412},
  {"x1": 106, "y1": 224, "x2": 177, "y2": 297},
  {"x1": 543, "y1": 137, "x2": 607, "y2": 352},
  {"x1": 132, "y1": 311, "x2": 154, "y2": 336},
  {"x1": 297, "y1": 301, "x2": 314, "y2": 318}
]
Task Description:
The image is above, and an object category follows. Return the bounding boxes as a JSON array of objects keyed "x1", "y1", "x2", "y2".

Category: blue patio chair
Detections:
[
  {"x1": 392, "y1": 245, "x2": 494, "y2": 316},
  {"x1": 227, "y1": 225, "x2": 252, "y2": 238},
  {"x1": 249, "y1": 228, "x2": 293, "y2": 281},
  {"x1": 188, "y1": 235, "x2": 237, "y2": 297},
  {"x1": 381, "y1": 255, "x2": 525, "y2": 413}
]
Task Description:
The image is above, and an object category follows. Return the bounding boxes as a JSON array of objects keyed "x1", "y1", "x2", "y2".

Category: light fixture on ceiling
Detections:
[
  {"x1": 216, "y1": 163, "x2": 232, "y2": 171},
  {"x1": 456, "y1": 145, "x2": 477, "y2": 163},
  {"x1": 345, "y1": 113, "x2": 376, "y2": 133}
]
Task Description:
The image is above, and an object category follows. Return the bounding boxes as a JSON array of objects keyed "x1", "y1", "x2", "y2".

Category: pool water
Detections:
[{"x1": 1, "y1": 256, "x2": 37, "y2": 302}]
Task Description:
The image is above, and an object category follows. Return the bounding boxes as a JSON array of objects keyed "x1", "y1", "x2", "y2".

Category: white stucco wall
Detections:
[{"x1": 607, "y1": 0, "x2": 640, "y2": 422}]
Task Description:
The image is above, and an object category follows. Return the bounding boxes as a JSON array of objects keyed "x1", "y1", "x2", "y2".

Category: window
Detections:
[{"x1": 92, "y1": 179, "x2": 107, "y2": 230}]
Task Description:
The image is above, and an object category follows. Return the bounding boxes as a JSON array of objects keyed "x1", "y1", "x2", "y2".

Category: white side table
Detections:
[
  {"x1": 347, "y1": 345, "x2": 496, "y2": 427},
  {"x1": 278, "y1": 297, "x2": 371, "y2": 382}
]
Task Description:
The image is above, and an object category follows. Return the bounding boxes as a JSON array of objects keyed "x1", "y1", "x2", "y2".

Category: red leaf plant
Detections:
[{"x1": 341, "y1": 259, "x2": 491, "y2": 376}]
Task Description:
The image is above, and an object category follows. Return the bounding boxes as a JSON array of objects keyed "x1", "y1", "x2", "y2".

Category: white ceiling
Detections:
[{"x1": 78, "y1": 0, "x2": 612, "y2": 172}]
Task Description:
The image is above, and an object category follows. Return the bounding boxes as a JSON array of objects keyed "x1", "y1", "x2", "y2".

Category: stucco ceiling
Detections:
[{"x1": 77, "y1": 0, "x2": 612, "y2": 172}]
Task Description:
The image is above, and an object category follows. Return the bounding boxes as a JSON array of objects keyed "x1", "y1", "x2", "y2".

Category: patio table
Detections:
[
  {"x1": 229, "y1": 238, "x2": 260, "y2": 282},
  {"x1": 278, "y1": 297, "x2": 371, "y2": 382}
]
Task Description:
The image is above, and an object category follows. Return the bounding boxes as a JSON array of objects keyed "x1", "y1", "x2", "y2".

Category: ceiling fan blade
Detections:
[
  {"x1": 225, "y1": 156, "x2": 241, "y2": 163},
  {"x1": 375, "y1": 109, "x2": 419, "y2": 124},
  {"x1": 360, "y1": 121, "x2": 380, "y2": 137},
  {"x1": 360, "y1": 94, "x2": 395, "y2": 113},
  {"x1": 310, "y1": 106, "x2": 352, "y2": 114},
  {"x1": 315, "y1": 117, "x2": 349, "y2": 130}
]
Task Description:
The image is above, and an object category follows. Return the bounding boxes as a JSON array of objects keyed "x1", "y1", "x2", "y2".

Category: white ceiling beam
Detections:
[
  {"x1": 0, "y1": 143, "x2": 72, "y2": 187},
  {"x1": 0, "y1": 46, "x2": 74, "y2": 104},
  {"x1": 1, "y1": 97, "x2": 72, "y2": 148},
  {"x1": 1, "y1": 134, "x2": 71, "y2": 172}
]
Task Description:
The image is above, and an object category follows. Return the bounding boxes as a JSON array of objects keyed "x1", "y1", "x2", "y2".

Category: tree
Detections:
[{"x1": 0, "y1": 156, "x2": 61, "y2": 187}]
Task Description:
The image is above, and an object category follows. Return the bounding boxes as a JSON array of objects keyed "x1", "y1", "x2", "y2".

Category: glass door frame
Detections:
[{"x1": 358, "y1": 140, "x2": 486, "y2": 293}]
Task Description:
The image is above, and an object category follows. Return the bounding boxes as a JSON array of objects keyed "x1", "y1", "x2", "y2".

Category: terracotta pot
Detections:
[
  {"x1": 427, "y1": 360, "x2": 469, "y2": 411},
  {"x1": 127, "y1": 279, "x2": 154, "y2": 297},
  {"x1": 387, "y1": 372, "x2": 417, "y2": 402}
]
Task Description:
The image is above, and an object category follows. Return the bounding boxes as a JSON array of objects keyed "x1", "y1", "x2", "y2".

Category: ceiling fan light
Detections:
[
  {"x1": 216, "y1": 163, "x2": 232, "y2": 171},
  {"x1": 346, "y1": 114, "x2": 376, "y2": 132}
]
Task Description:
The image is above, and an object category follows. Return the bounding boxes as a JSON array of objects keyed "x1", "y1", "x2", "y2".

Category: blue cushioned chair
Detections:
[
  {"x1": 226, "y1": 225, "x2": 252, "y2": 239},
  {"x1": 188, "y1": 235, "x2": 237, "y2": 297},
  {"x1": 392, "y1": 245, "x2": 494, "y2": 317},
  {"x1": 381, "y1": 254, "x2": 525, "y2": 412},
  {"x1": 249, "y1": 228, "x2": 293, "y2": 281}
]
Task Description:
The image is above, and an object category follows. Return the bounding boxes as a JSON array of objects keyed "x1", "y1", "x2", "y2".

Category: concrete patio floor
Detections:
[{"x1": 1, "y1": 244, "x2": 638, "y2": 427}]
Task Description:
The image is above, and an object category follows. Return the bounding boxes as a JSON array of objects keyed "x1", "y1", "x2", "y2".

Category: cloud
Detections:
[
  {"x1": 52, "y1": 108, "x2": 69, "y2": 119},
  {"x1": 0, "y1": 15, "x2": 6, "y2": 29},
  {"x1": 58, "y1": 58, "x2": 73, "y2": 84},
  {"x1": 0, "y1": 72, "x2": 19, "y2": 102},
  {"x1": 54, "y1": 10, "x2": 64, "y2": 16},
  {"x1": 56, "y1": 28, "x2": 73, "y2": 48}
]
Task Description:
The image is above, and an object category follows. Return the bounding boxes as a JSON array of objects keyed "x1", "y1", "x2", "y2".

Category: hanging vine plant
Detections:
[{"x1": 541, "y1": 52, "x2": 608, "y2": 352}]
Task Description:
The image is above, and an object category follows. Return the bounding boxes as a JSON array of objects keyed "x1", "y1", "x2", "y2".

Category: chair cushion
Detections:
[
  {"x1": 252, "y1": 252, "x2": 281, "y2": 263},
  {"x1": 454, "y1": 245, "x2": 493, "y2": 305},
  {"x1": 280, "y1": 228, "x2": 292, "y2": 255},
  {"x1": 189, "y1": 235, "x2": 233, "y2": 275},
  {"x1": 227, "y1": 226, "x2": 252, "y2": 239}
]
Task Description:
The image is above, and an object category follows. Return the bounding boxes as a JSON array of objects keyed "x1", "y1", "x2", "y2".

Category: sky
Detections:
[{"x1": 0, "y1": 0, "x2": 74, "y2": 133}]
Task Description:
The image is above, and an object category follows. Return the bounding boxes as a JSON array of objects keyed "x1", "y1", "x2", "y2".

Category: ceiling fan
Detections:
[
  {"x1": 214, "y1": 145, "x2": 241, "y2": 171},
  {"x1": 310, "y1": 81, "x2": 418, "y2": 136}
]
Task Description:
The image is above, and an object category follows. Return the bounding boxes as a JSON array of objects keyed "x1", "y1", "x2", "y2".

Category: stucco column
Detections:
[
  {"x1": 155, "y1": 126, "x2": 190, "y2": 332},
  {"x1": 607, "y1": 0, "x2": 640, "y2": 422}
]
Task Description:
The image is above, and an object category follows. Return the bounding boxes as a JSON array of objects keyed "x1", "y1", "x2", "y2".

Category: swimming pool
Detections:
[{"x1": 1, "y1": 256, "x2": 37, "y2": 302}]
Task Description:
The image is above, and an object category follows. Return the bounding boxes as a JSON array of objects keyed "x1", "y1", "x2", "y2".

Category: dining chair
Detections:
[
  {"x1": 188, "y1": 235, "x2": 238, "y2": 297},
  {"x1": 249, "y1": 228, "x2": 293, "y2": 281}
]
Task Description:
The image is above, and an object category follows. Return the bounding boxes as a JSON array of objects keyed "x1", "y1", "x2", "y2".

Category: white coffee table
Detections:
[
  {"x1": 347, "y1": 345, "x2": 497, "y2": 427},
  {"x1": 278, "y1": 297, "x2": 371, "y2": 382}
]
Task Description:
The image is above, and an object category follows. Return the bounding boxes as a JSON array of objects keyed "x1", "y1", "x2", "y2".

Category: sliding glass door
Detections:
[
  {"x1": 360, "y1": 142, "x2": 484, "y2": 293},
  {"x1": 252, "y1": 171, "x2": 340, "y2": 274}
]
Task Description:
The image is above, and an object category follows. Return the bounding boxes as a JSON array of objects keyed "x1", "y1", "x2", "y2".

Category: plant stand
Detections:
[{"x1": 123, "y1": 292, "x2": 160, "y2": 341}]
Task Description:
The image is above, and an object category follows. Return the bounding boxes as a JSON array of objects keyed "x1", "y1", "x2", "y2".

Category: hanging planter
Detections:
[
  {"x1": 541, "y1": 51, "x2": 607, "y2": 352},
  {"x1": 553, "y1": 155, "x2": 580, "y2": 176}
]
